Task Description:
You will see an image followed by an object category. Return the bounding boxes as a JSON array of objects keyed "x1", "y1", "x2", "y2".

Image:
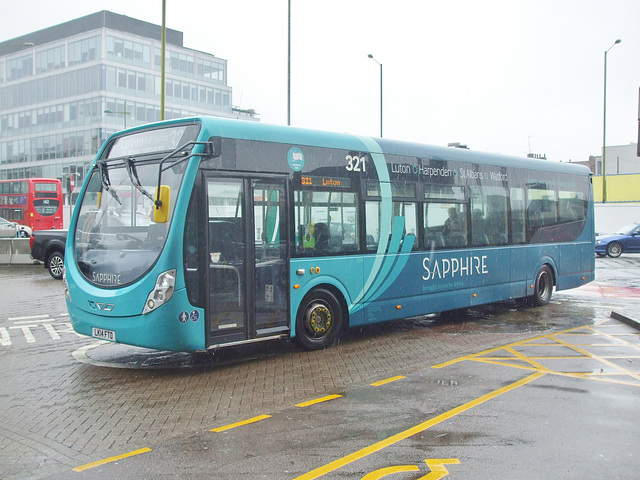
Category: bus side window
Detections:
[
  {"x1": 393, "y1": 201, "x2": 418, "y2": 251},
  {"x1": 365, "y1": 201, "x2": 380, "y2": 252},
  {"x1": 510, "y1": 187, "x2": 526, "y2": 244}
]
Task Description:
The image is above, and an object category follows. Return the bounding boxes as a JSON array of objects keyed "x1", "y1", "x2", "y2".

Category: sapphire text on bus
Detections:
[{"x1": 422, "y1": 255, "x2": 488, "y2": 281}]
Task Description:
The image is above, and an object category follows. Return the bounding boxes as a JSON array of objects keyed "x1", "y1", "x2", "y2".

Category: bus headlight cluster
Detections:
[
  {"x1": 63, "y1": 271, "x2": 71, "y2": 302},
  {"x1": 143, "y1": 269, "x2": 176, "y2": 314}
]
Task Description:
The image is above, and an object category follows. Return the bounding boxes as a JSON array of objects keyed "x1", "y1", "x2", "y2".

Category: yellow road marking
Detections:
[
  {"x1": 551, "y1": 334, "x2": 640, "y2": 383},
  {"x1": 423, "y1": 458, "x2": 461, "y2": 479},
  {"x1": 435, "y1": 324, "x2": 640, "y2": 387},
  {"x1": 370, "y1": 376, "x2": 405, "y2": 387},
  {"x1": 72, "y1": 447, "x2": 151, "y2": 472},
  {"x1": 503, "y1": 346, "x2": 551, "y2": 371},
  {"x1": 210, "y1": 414, "x2": 272, "y2": 432},
  {"x1": 434, "y1": 325, "x2": 594, "y2": 369},
  {"x1": 361, "y1": 464, "x2": 420, "y2": 479},
  {"x1": 293, "y1": 372, "x2": 544, "y2": 480},
  {"x1": 296, "y1": 394, "x2": 342, "y2": 408},
  {"x1": 585, "y1": 325, "x2": 640, "y2": 345}
]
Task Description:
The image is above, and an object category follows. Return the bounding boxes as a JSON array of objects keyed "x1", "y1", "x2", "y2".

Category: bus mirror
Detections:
[{"x1": 153, "y1": 186, "x2": 171, "y2": 223}]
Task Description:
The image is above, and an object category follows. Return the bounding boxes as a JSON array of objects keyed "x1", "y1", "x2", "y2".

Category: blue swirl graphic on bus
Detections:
[
  {"x1": 287, "y1": 147, "x2": 305, "y2": 171},
  {"x1": 349, "y1": 136, "x2": 414, "y2": 315}
]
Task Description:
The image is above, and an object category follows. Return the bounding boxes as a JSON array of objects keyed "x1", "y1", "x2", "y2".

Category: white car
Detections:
[{"x1": 0, "y1": 217, "x2": 32, "y2": 238}]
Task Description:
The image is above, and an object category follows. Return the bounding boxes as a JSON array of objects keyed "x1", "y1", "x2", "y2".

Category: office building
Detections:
[{"x1": 0, "y1": 10, "x2": 255, "y2": 190}]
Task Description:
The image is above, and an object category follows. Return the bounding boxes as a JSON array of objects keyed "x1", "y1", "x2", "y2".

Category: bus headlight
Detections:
[
  {"x1": 143, "y1": 269, "x2": 176, "y2": 314},
  {"x1": 63, "y1": 271, "x2": 71, "y2": 302}
]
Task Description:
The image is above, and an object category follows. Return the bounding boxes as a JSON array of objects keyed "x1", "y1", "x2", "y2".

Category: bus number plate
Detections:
[{"x1": 92, "y1": 327, "x2": 116, "y2": 342}]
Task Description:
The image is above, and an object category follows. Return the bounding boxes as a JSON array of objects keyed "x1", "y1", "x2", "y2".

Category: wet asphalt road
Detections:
[{"x1": 1, "y1": 255, "x2": 639, "y2": 479}]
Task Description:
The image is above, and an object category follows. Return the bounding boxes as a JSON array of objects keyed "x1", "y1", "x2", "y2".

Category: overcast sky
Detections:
[{"x1": 2, "y1": 0, "x2": 639, "y2": 162}]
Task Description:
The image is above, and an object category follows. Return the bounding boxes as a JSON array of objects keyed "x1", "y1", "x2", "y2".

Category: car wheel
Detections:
[
  {"x1": 47, "y1": 251, "x2": 65, "y2": 279},
  {"x1": 531, "y1": 265, "x2": 554, "y2": 307},
  {"x1": 606, "y1": 242, "x2": 622, "y2": 258},
  {"x1": 296, "y1": 288, "x2": 343, "y2": 350}
]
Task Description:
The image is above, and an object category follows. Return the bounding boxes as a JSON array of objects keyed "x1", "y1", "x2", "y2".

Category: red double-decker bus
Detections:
[{"x1": 0, "y1": 178, "x2": 63, "y2": 231}]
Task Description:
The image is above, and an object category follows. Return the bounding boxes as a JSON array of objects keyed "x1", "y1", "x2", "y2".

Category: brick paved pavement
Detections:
[{"x1": 0, "y1": 264, "x2": 630, "y2": 480}]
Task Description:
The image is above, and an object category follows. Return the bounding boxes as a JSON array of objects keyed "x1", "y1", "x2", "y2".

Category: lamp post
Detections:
[
  {"x1": 0, "y1": 42, "x2": 34, "y2": 49},
  {"x1": 602, "y1": 38, "x2": 621, "y2": 203},
  {"x1": 287, "y1": 0, "x2": 291, "y2": 126},
  {"x1": 104, "y1": 101, "x2": 130, "y2": 129},
  {"x1": 161, "y1": 0, "x2": 166, "y2": 121},
  {"x1": 368, "y1": 54, "x2": 383, "y2": 138},
  {"x1": 62, "y1": 172, "x2": 80, "y2": 227}
]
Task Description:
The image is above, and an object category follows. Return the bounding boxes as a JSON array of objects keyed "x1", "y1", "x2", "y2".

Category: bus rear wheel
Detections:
[
  {"x1": 296, "y1": 288, "x2": 343, "y2": 350},
  {"x1": 531, "y1": 265, "x2": 553, "y2": 306}
]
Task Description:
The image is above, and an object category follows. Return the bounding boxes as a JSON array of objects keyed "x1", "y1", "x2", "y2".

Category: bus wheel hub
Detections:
[{"x1": 307, "y1": 303, "x2": 331, "y2": 334}]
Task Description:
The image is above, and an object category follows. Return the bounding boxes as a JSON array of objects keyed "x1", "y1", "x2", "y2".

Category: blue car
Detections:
[{"x1": 595, "y1": 222, "x2": 640, "y2": 258}]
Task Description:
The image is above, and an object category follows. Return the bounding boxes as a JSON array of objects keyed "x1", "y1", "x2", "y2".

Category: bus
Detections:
[
  {"x1": 0, "y1": 178, "x2": 63, "y2": 231},
  {"x1": 64, "y1": 117, "x2": 595, "y2": 352}
]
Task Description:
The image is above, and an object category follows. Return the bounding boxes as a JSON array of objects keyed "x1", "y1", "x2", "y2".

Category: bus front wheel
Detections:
[
  {"x1": 531, "y1": 265, "x2": 554, "y2": 307},
  {"x1": 296, "y1": 288, "x2": 343, "y2": 350}
]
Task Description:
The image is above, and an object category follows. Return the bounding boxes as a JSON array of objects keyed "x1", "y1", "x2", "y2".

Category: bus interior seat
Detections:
[
  {"x1": 314, "y1": 223, "x2": 331, "y2": 252},
  {"x1": 512, "y1": 232, "x2": 525, "y2": 243},
  {"x1": 473, "y1": 233, "x2": 490, "y2": 246},
  {"x1": 425, "y1": 231, "x2": 445, "y2": 248},
  {"x1": 448, "y1": 233, "x2": 466, "y2": 247}
]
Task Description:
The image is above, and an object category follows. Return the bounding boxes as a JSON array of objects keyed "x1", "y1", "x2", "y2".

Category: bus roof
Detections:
[{"x1": 110, "y1": 116, "x2": 592, "y2": 177}]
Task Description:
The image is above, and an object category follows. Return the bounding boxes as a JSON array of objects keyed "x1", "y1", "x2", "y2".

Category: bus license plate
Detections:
[{"x1": 92, "y1": 327, "x2": 116, "y2": 342}]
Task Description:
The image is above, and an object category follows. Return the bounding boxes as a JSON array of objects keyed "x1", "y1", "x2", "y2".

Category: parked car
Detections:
[
  {"x1": 30, "y1": 229, "x2": 67, "y2": 279},
  {"x1": 595, "y1": 222, "x2": 640, "y2": 258},
  {"x1": 0, "y1": 217, "x2": 32, "y2": 238}
]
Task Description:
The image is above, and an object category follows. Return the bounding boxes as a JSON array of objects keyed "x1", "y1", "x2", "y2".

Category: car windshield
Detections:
[
  {"x1": 614, "y1": 223, "x2": 640, "y2": 235},
  {"x1": 73, "y1": 160, "x2": 185, "y2": 288}
]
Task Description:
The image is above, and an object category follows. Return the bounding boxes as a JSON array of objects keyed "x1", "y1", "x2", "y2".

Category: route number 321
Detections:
[{"x1": 345, "y1": 155, "x2": 367, "y2": 172}]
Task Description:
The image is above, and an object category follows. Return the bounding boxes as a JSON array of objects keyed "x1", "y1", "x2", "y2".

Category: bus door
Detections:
[{"x1": 205, "y1": 176, "x2": 289, "y2": 347}]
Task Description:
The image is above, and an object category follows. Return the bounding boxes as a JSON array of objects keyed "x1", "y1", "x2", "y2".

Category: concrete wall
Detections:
[{"x1": 0, "y1": 238, "x2": 36, "y2": 265}]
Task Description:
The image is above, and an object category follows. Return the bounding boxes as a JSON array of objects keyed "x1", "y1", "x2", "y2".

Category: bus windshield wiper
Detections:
[
  {"x1": 124, "y1": 157, "x2": 155, "y2": 203},
  {"x1": 98, "y1": 161, "x2": 122, "y2": 205}
]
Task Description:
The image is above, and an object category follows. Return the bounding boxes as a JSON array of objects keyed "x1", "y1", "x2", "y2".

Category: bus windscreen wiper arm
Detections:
[
  {"x1": 124, "y1": 157, "x2": 154, "y2": 203},
  {"x1": 98, "y1": 161, "x2": 122, "y2": 205}
]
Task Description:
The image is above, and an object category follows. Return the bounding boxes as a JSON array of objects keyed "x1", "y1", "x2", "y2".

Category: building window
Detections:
[
  {"x1": 196, "y1": 58, "x2": 225, "y2": 84},
  {"x1": 36, "y1": 45, "x2": 65, "y2": 74},
  {"x1": 68, "y1": 36, "x2": 100, "y2": 66},
  {"x1": 107, "y1": 35, "x2": 151, "y2": 68},
  {"x1": 6, "y1": 54, "x2": 33, "y2": 81}
]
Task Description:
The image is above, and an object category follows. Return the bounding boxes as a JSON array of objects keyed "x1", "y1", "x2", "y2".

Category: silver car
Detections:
[{"x1": 0, "y1": 217, "x2": 32, "y2": 238}]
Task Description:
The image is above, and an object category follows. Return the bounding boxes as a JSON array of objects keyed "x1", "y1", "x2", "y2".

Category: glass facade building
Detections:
[{"x1": 0, "y1": 10, "x2": 254, "y2": 194}]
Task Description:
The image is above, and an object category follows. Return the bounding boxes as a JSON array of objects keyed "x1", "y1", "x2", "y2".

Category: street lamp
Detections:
[
  {"x1": 287, "y1": 0, "x2": 291, "y2": 126},
  {"x1": 602, "y1": 38, "x2": 622, "y2": 203},
  {"x1": 104, "y1": 101, "x2": 130, "y2": 129},
  {"x1": 0, "y1": 42, "x2": 34, "y2": 49},
  {"x1": 368, "y1": 54, "x2": 383, "y2": 138}
]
